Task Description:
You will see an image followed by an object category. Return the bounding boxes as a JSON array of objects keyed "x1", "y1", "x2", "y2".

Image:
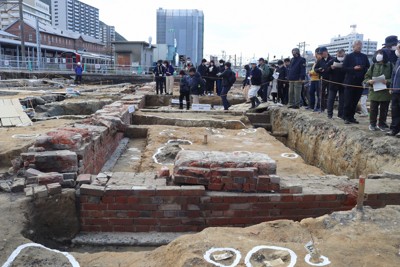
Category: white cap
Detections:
[
  {"x1": 77, "y1": 62, "x2": 81, "y2": 65},
  {"x1": 250, "y1": 59, "x2": 257, "y2": 64}
]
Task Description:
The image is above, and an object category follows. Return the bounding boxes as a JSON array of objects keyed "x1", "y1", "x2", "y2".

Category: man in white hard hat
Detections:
[
  {"x1": 248, "y1": 59, "x2": 262, "y2": 109},
  {"x1": 75, "y1": 62, "x2": 83, "y2": 85}
]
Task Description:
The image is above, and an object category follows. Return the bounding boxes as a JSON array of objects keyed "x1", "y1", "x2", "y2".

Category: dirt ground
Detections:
[{"x1": 1, "y1": 192, "x2": 399, "y2": 267}]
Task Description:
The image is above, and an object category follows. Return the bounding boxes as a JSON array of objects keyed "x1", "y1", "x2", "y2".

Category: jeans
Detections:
[
  {"x1": 327, "y1": 83, "x2": 344, "y2": 118},
  {"x1": 319, "y1": 80, "x2": 329, "y2": 111},
  {"x1": 155, "y1": 76, "x2": 164, "y2": 94},
  {"x1": 343, "y1": 86, "x2": 363, "y2": 121},
  {"x1": 370, "y1": 100, "x2": 390, "y2": 126},
  {"x1": 220, "y1": 86, "x2": 231, "y2": 110},
  {"x1": 309, "y1": 81, "x2": 320, "y2": 110},
  {"x1": 288, "y1": 81, "x2": 302, "y2": 107},
  {"x1": 179, "y1": 91, "x2": 190, "y2": 109},
  {"x1": 390, "y1": 94, "x2": 400, "y2": 133},
  {"x1": 261, "y1": 82, "x2": 269, "y2": 102},
  {"x1": 216, "y1": 80, "x2": 222, "y2": 96}
]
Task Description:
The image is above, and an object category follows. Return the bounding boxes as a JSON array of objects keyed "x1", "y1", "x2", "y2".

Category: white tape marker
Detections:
[
  {"x1": 2, "y1": 242, "x2": 80, "y2": 267},
  {"x1": 244, "y1": 245, "x2": 297, "y2": 267},
  {"x1": 203, "y1": 247, "x2": 242, "y2": 267},
  {"x1": 304, "y1": 254, "x2": 331, "y2": 266}
]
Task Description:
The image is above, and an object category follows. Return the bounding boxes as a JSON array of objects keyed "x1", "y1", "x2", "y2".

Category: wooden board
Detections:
[{"x1": 0, "y1": 98, "x2": 32, "y2": 127}]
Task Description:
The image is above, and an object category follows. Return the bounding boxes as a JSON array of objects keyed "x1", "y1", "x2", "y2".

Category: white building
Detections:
[
  {"x1": 50, "y1": 0, "x2": 99, "y2": 39},
  {"x1": 0, "y1": 0, "x2": 51, "y2": 29},
  {"x1": 319, "y1": 26, "x2": 377, "y2": 56},
  {"x1": 99, "y1": 20, "x2": 115, "y2": 54}
]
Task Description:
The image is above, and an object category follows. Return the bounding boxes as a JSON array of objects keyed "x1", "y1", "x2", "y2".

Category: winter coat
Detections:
[
  {"x1": 364, "y1": 62, "x2": 393, "y2": 102},
  {"x1": 392, "y1": 58, "x2": 400, "y2": 94},
  {"x1": 277, "y1": 65, "x2": 288, "y2": 80},
  {"x1": 288, "y1": 56, "x2": 306, "y2": 81},
  {"x1": 343, "y1": 51, "x2": 370, "y2": 86},
  {"x1": 219, "y1": 68, "x2": 234, "y2": 88},
  {"x1": 197, "y1": 64, "x2": 208, "y2": 77},
  {"x1": 382, "y1": 47, "x2": 398, "y2": 65},
  {"x1": 179, "y1": 75, "x2": 191, "y2": 93},
  {"x1": 326, "y1": 58, "x2": 346, "y2": 83},
  {"x1": 250, "y1": 67, "x2": 262, "y2": 86},
  {"x1": 75, "y1": 66, "x2": 83, "y2": 75},
  {"x1": 314, "y1": 55, "x2": 333, "y2": 79},
  {"x1": 309, "y1": 63, "x2": 320, "y2": 81},
  {"x1": 153, "y1": 65, "x2": 166, "y2": 77},
  {"x1": 243, "y1": 68, "x2": 251, "y2": 87},
  {"x1": 166, "y1": 65, "x2": 175, "y2": 76},
  {"x1": 207, "y1": 65, "x2": 218, "y2": 78},
  {"x1": 188, "y1": 72, "x2": 204, "y2": 95},
  {"x1": 259, "y1": 63, "x2": 270, "y2": 82}
]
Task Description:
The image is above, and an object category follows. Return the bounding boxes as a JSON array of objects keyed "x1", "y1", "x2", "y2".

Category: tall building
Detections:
[
  {"x1": 319, "y1": 25, "x2": 377, "y2": 56},
  {"x1": 156, "y1": 8, "x2": 204, "y2": 65},
  {"x1": 0, "y1": 0, "x2": 51, "y2": 29},
  {"x1": 50, "y1": 0, "x2": 99, "y2": 39},
  {"x1": 99, "y1": 20, "x2": 115, "y2": 54}
]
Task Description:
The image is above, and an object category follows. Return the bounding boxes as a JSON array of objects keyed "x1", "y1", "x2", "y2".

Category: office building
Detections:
[
  {"x1": 50, "y1": 0, "x2": 99, "y2": 39},
  {"x1": 0, "y1": 0, "x2": 51, "y2": 29},
  {"x1": 156, "y1": 8, "x2": 204, "y2": 65},
  {"x1": 319, "y1": 25, "x2": 377, "y2": 56}
]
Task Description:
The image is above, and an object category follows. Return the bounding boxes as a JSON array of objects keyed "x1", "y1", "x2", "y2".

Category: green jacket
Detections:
[
  {"x1": 259, "y1": 63, "x2": 270, "y2": 82},
  {"x1": 364, "y1": 62, "x2": 393, "y2": 102}
]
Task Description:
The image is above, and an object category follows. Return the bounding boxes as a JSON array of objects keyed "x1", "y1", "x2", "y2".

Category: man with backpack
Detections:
[
  {"x1": 188, "y1": 67, "x2": 205, "y2": 105},
  {"x1": 217, "y1": 62, "x2": 236, "y2": 110}
]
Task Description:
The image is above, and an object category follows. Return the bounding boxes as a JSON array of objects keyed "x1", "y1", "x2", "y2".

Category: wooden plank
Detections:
[
  {"x1": 0, "y1": 118, "x2": 13, "y2": 127},
  {"x1": 2, "y1": 99, "x2": 12, "y2": 106},
  {"x1": 0, "y1": 105, "x2": 19, "y2": 118},
  {"x1": 9, "y1": 117, "x2": 22, "y2": 126},
  {"x1": 11, "y1": 99, "x2": 23, "y2": 111}
]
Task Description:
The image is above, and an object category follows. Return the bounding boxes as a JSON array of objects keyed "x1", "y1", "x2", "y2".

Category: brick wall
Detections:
[{"x1": 79, "y1": 185, "x2": 400, "y2": 232}]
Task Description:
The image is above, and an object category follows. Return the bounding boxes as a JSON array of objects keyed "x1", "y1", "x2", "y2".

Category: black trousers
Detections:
[
  {"x1": 278, "y1": 81, "x2": 289, "y2": 104},
  {"x1": 155, "y1": 76, "x2": 164, "y2": 94},
  {"x1": 206, "y1": 78, "x2": 215, "y2": 94},
  {"x1": 179, "y1": 91, "x2": 190, "y2": 109},
  {"x1": 370, "y1": 100, "x2": 390, "y2": 126},
  {"x1": 343, "y1": 86, "x2": 363, "y2": 121},
  {"x1": 75, "y1": 75, "x2": 82, "y2": 84},
  {"x1": 390, "y1": 94, "x2": 400, "y2": 132},
  {"x1": 319, "y1": 80, "x2": 329, "y2": 111},
  {"x1": 327, "y1": 83, "x2": 345, "y2": 118}
]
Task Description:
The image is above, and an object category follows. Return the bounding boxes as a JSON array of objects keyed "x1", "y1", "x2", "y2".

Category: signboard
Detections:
[
  {"x1": 128, "y1": 105, "x2": 135, "y2": 113},
  {"x1": 171, "y1": 99, "x2": 187, "y2": 105},
  {"x1": 191, "y1": 104, "x2": 211, "y2": 111},
  {"x1": 95, "y1": 64, "x2": 101, "y2": 69},
  {"x1": 46, "y1": 58, "x2": 50, "y2": 63},
  {"x1": 4, "y1": 60, "x2": 9, "y2": 66}
]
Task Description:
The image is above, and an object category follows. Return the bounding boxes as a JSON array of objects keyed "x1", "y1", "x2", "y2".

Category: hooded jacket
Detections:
[
  {"x1": 219, "y1": 68, "x2": 234, "y2": 88},
  {"x1": 180, "y1": 75, "x2": 191, "y2": 93},
  {"x1": 392, "y1": 58, "x2": 400, "y2": 94},
  {"x1": 189, "y1": 72, "x2": 204, "y2": 95},
  {"x1": 250, "y1": 67, "x2": 262, "y2": 86},
  {"x1": 315, "y1": 55, "x2": 333, "y2": 79},
  {"x1": 288, "y1": 56, "x2": 306, "y2": 81}
]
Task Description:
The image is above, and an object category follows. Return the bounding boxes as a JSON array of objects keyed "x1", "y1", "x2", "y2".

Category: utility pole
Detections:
[
  {"x1": 35, "y1": 17, "x2": 41, "y2": 69},
  {"x1": 297, "y1": 41, "x2": 309, "y2": 57},
  {"x1": 18, "y1": 0, "x2": 26, "y2": 68},
  {"x1": 234, "y1": 54, "x2": 236, "y2": 67}
]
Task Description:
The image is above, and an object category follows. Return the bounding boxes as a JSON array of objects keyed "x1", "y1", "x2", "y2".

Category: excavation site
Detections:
[{"x1": 1, "y1": 77, "x2": 400, "y2": 267}]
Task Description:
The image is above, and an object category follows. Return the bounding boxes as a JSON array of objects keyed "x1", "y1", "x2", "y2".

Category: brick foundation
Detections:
[{"x1": 79, "y1": 184, "x2": 400, "y2": 233}]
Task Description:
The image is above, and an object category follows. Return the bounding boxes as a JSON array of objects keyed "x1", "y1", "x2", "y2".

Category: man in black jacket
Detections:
[
  {"x1": 217, "y1": 62, "x2": 235, "y2": 110},
  {"x1": 153, "y1": 60, "x2": 166, "y2": 94},
  {"x1": 326, "y1": 49, "x2": 346, "y2": 119},
  {"x1": 216, "y1": 60, "x2": 225, "y2": 96},
  {"x1": 342, "y1": 40, "x2": 370, "y2": 124},
  {"x1": 315, "y1": 47, "x2": 333, "y2": 112}
]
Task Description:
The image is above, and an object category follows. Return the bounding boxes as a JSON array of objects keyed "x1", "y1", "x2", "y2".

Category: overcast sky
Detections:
[{"x1": 82, "y1": 0, "x2": 399, "y2": 63}]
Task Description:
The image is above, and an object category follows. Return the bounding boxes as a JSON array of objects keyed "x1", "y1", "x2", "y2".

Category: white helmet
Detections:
[
  {"x1": 250, "y1": 59, "x2": 257, "y2": 64},
  {"x1": 77, "y1": 62, "x2": 81, "y2": 65}
]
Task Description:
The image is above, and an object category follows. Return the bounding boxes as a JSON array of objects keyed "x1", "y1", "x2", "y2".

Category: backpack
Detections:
[
  {"x1": 267, "y1": 67, "x2": 274, "y2": 82},
  {"x1": 228, "y1": 71, "x2": 237, "y2": 86},
  {"x1": 198, "y1": 77, "x2": 206, "y2": 94}
]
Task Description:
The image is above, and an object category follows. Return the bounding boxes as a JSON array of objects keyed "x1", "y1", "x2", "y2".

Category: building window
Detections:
[{"x1": 28, "y1": 34, "x2": 32, "y2": 41}]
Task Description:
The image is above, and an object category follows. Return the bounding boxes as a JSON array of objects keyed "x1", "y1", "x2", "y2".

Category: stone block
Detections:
[
  {"x1": 33, "y1": 185, "x2": 48, "y2": 198},
  {"x1": 158, "y1": 166, "x2": 170, "y2": 178},
  {"x1": 80, "y1": 184, "x2": 105, "y2": 197},
  {"x1": 24, "y1": 187, "x2": 33, "y2": 197},
  {"x1": 25, "y1": 168, "x2": 43, "y2": 178},
  {"x1": 60, "y1": 179, "x2": 76, "y2": 188},
  {"x1": 46, "y1": 183, "x2": 62, "y2": 195},
  {"x1": 22, "y1": 150, "x2": 78, "y2": 173},
  {"x1": 37, "y1": 172, "x2": 63, "y2": 185},
  {"x1": 11, "y1": 178, "x2": 25, "y2": 193},
  {"x1": 77, "y1": 174, "x2": 92, "y2": 185},
  {"x1": 63, "y1": 172, "x2": 77, "y2": 181}
]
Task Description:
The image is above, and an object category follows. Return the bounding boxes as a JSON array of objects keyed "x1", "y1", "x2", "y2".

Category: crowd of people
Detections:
[{"x1": 154, "y1": 35, "x2": 400, "y2": 137}]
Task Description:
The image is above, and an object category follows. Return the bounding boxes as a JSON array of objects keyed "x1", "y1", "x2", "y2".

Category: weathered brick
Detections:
[
  {"x1": 37, "y1": 172, "x2": 63, "y2": 186},
  {"x1": 77, "y1": 174, "x2": 92, "y2": 185},
  {"x1": 46, "y1": 183, "x2": 62, "y2": 195},
  {"x1": 33, "y1": 185, "x2": 48, "y2": 198},
  {"x1": 159, "y1": 204, "x2": 181, "y2": 211},
  {"x1": 80, "y1": 184, "x2": 105, "y2": 196}
]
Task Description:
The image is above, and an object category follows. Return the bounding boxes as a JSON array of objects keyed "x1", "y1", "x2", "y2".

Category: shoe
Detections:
[
  {"x1": 305, "y1": 107, "x2": 311, "y2": 110},
  {"x1": 378, "y1": 123, "x2": 389, "y2": 131},
  {"x1": 369, "y1": 124, "x2": 378, "y2": 131},
  {"x1": 344, "y1": 120, "x2": 352, "y2": 124},
  {"x1": 328, "y1": 116, "x2": 333, "y2": 120},
  {"x1": 313, "y1": 108, "x2": 320, "y2": 112},
  {"x1": 386, "y1": 130, "x2": 399, "y2": 136},
  {"x1": 289, "y1": 106, "x2": 299, "y2": 109},
  {"x1": 349, "y1": 119, "x2": 359, "y2": 124},
  {"x1": 359, "y1": 114, "x2": 368, "y2": 117}
]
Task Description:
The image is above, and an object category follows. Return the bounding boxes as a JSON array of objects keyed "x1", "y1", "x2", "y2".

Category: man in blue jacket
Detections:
[
  {"x1": 217, "y1": 62, "x2": 235, "y2": 110},
  {"x1": 75, "y1": 62, "x2": 83, "y2": 85},
  {"x1": 342, "y1": 40, "x2": 370, "y2": 124},
  {"x1": 188, "y1": 67, "x2": 204, "y2": 105},
  {"x1": 387, "y1": 44, "x2": 400, "y2": 137},
  {"x1": 287, "y1": 48, "x2": 306, "y2": 109}
]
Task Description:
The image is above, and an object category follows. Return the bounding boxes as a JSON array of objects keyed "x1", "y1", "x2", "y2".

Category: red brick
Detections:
[
  {"x1": 274, "y1": 202, "x2": 299, "y2": 209},
  {"x1": 181, "y1": 218, "x2": 205, "y2": 225},
  {"x1": 99, "y1": 225, "x2": 114, "y2": 232},
  {"x1": 104, "y1": 188, "x2": 133, "y2": 196},
  {"x1": 133, "y1": 188, "x2": 156, "y2": 197},
  {"x1": 127, "y1": 196, "x2": 140, "y2": 204},
  {"x1": 210, "y1": 196, "x2": 223, "y2": 203},
  {"x1": 101, "y1": 196, "x2": 115, "y2": 203},
  {"x1": 80, "y1": 184, "x2": 105, "y2": 197},
  {"x1": 230, "y1": 203, "x2": 252, "y2": 210},
  {"x1": 159, "y1": 204, "x2": 181, "y2": 211},
  {"x1": 109, "y1": 218, "x2": 133, "y2": 225},
  {"x1": 114, "y1": 225, "x2": 136, "y2": 232},
  {"x1": 206, "y1": 218, "x2": 232, "y2": 226},
  {"x1": 82, "y1": 203, "x2": 107, "y2": 211},
  {"x1": 243, "y1": 183, "x2": 257, "y2": 192},
  {"x1": 81, "y1": 225, "x2": 100, "y2": 232},
  {"x1": 115, "y1": 196, "x2": 129, "y2": 204},
  {"x1": 134, "y1": 204, "x2": 158, "y2": 211},
  {"x1": 159, "y1": 225, "x2": 190, "y2": 232},
  {"x1": 319, "y1": 201, "x2": 342, "y2": 208},
  {"x1": 186, "y1": 210, "x2": 202, "y2": 217},
  {"x1": 84, "y1": 218, "x2": 109, "y2": 225},
  {"x1": 297, "y1": 202, "x2": 320, "y2": 209},
  {"x1": 134, "y1": 218, "x2": 157, "y2": 225},
  {"x1": 107, "y1": 204, "x2": 133, "y2": 210},
  {"x1": 228, "y1": 217, "x2": 255, "y2": 225},
  {"x1": 181, "y1": 186, "x2": 205, "y2": 196},
  {"x1": 159, "y1": 218, "x2": 181, "y2": 225},
  {"x1": 316, "y1": 194, "x2": 338, "y2": 201},
  {"x1": 208, "y1": 183, "x2": 223, "y2": 191},
  {"x1": 156, "y1": 187, "x2": 181, "y2": 196}
]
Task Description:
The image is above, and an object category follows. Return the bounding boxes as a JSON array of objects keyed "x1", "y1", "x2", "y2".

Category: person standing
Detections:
[
  {"x1": 197, "y1": 59, "x2": 208, "y2": 77},
  {"x1": 326, "y1": 49, "x2": 346, "y2": 119},
  {"x1": 75, "y1": 62, "x2": 83, "y2": 85},
  {"x1": 364, "y1": 50, "x2": 393, "y2": 131},
  {"x1": 314, "y1": 46, "x2": 333, "y2": 112},
  {"x1": 276, "y1": 60, "x2": 286, "y2": 103},
  {"x1": 188, "y1": 67, "x2": 204, "y2": 105},
  {"x1": 308, "y1": 48, "x2": 322, "y2": 111},
  {"x1": 258, "y1": 58, "x2": 270, "y2": 102},
  {"x1": 248, "y1": 59, "x2": 262, "y2": 108},
  {"x1": 164, "y1": 61, "x2": 175, "y2": 95},
  {"x1": 242, "y1": 64, "x2": 251, "y2": 103},
  {"x1": 216, "y1": 59, "x2": 225, "y2": 96},
  {"x1": 382, "y1": 35, "x2": 399, "y2": 65},
  {"x1": 153, "y1": 60, "x2": 166, "y2": 95},
  {"x1": 342, "y1": 40, "x2": 370, "y2": 124},
  {"x1": 206, "y1": 60, "x2": 218, "y2": 95},
  {"x1": 387, "y1": 44, "x2": 400, "y2": 137},
  {"x1": 217, "y1": 62, "x2": 235, "y2": 110},
  {"x1": 178, "y1": 70, "x2": 191, "y2": 110},
  {"x1": 288, "y1": 48, "x2": 306, "y2": 109}
]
